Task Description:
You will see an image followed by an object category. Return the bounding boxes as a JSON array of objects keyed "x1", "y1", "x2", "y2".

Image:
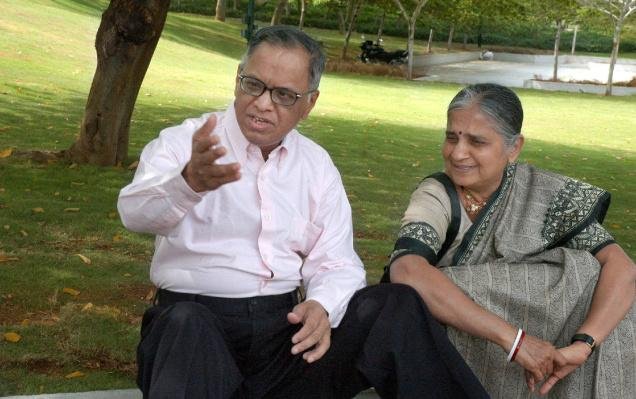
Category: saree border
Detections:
[
  {"x1": 452, "y1": 163, "x2": 517, "y2": 265},
  {"x1": 543, "y1": 179, "x2": 611, "y2": 250},
  {"x1": 382, "y1": 173, "x2": 463, "y2": 282}
]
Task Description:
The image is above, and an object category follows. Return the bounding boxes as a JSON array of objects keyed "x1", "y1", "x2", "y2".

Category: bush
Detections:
[{"x1": 326, "y1": 58, "x2": 405, "y2": 78}]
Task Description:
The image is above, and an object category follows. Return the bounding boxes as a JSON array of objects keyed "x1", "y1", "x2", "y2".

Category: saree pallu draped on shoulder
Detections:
[{"x1": 441, "y1": 163, "x2": 635, "y2": 398}]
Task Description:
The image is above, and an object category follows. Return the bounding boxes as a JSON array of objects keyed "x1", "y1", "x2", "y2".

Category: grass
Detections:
[{"x1": 1, "y1": 0, "x2": 635, "y2": 395}]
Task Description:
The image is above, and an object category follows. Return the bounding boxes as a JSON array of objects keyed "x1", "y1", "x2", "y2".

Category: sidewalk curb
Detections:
[{"x1": 0, "y1": 389, "x2": 141, "y2": 399}]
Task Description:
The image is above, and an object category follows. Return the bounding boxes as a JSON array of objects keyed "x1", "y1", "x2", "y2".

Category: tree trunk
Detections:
[
  {"x1": 215, "y1": 0, "x2": 226, "y2": 21},
  {"x1": 65, "y1": 0, "x2": 171, "y2": 166},
  {"x1": 426, "y1": 28, "x2": 433, "y2": 53},
  {"x1": 341, "y1": 0, "x2": 363, "y2": 59},
  {"x1": 338, "y1": 10, "x2": 345, "y2": 34},
  {"x1": 345, "y1": 0, "x2": 353, "y2": 28},
  {"x1": 392, "y1": 0, "x2": 429, "y2": 80},
  {"x1": 571, "y1": 24, "x2": 578, "y2": 55},
  {"x1": 376, "y1": 10, "x2": 386, "y2": 44},
  {"x1": 271, "y1": 0, "x2": 287, "y2": 25},
  {"x1": 298, "y1": 0, "x2": 306, "y2": 30},
  {"x1": 232, "y1": 0, "x2": 239, "y2": 12},
  {"x1": 462, "y1": 32, "x2": 468, "y2": 49},
  {"x1": 606, "y1": 22, "x2": 623, "y2": 96},
  {"x1": 447, "y1": 23, "x2": 454, "y2": 50},
  {"x1": 552, "y1": 20, "x2": 563, "y2": 81},
  {"x1": 407, "y1": 24, "x2": 417, "y2": 79}
]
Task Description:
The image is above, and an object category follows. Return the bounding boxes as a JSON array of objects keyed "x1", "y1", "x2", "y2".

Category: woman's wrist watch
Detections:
[{"x1": 571, "y1": 333, "x2": 596, "y2": 353}]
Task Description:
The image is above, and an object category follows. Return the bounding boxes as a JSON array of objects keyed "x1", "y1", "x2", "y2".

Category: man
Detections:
[{"x1": 119, "y1": 26, "x2": 487, "y2": 399}]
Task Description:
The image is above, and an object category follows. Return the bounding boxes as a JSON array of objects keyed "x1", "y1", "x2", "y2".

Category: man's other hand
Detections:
[
  {"x1": 182, "y1": 115, "x2": 241, "y2": 192},
  {"x1": 287, "y1": 300, "x2": 331, "y2": 363}
]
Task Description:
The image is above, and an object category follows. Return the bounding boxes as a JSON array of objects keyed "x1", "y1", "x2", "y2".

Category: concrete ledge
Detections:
[
  {"x1": 412, "y1": 51, "x2": 480, "y2": 67},
  {"x1": 0, "y1": 389, "x2": 141, "y2": 399},
  {"x1": 413, "y1": 51, "x2": 636, "y2": 67},
  {"x1": 0, "y1": 388, "x2": 380, "y2": 399},
  {"x1": 493, "y1": 52, "x2": 636, "y2": 65},
  {"x1": 523, "y1": 79, "x2": 636, "y2": 96}
]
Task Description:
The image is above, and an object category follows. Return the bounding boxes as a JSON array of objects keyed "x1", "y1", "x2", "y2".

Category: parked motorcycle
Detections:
[{"x1": 359, "y1": 40, "x2": 408, "y2": 65}]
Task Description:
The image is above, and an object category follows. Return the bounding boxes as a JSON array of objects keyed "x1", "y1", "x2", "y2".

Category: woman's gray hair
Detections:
[
  {"x1": 239, "y1": 25, "x2": 326, "y2": 91},
  {"x1": 447, "y1": 83, "x2": 523, "y2": 147}
]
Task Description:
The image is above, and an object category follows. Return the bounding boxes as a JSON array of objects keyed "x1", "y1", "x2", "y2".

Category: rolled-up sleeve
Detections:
[{"x1": 117, "y1": 121, "x2": 205, "y2": 236}]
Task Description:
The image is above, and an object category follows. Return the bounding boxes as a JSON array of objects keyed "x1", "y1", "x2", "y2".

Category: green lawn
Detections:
[{"x1": 1, "y1": 0, "x2": 635, "y2": 395}]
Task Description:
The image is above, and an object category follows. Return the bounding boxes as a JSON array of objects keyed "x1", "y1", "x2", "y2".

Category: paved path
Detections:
[{"x1": 415, "y1": 56, "x2": 636, "y2": 89}]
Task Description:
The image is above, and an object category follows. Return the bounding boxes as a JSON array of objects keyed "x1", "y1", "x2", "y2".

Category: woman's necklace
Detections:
[{"x1": 461, "y1": 187, "x2": 489, "y2": 217}]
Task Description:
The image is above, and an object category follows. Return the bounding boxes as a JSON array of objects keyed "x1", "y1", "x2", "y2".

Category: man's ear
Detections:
[
  {"x1": 234, "y1": 66, "x2": 242, "y2": 97},
  {"x1": 300, "y1": 91, "x2": 319, "y2": 120}
]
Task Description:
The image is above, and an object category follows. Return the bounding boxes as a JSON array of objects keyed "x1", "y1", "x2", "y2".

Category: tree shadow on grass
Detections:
[
  {"x1": 0, "y1": 83, "x2": 228, "y2": 156},
  {"x1": 50, "y1": 0, "x2": 106, "y2": 18},
  {"x1": 161, "y1": 15, "x2": 247, "y2": 59},
  {"x1": 1, "y1": 83, "x2": 634, "y2": 271}
]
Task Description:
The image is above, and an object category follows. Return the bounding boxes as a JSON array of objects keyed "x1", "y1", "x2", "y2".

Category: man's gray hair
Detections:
[
  {"x1": 447, "y1": 83, "x2": 523, "y2": 147},
  {"x1": 239, "y1": 25, "x2": 326, "y2": 91}
]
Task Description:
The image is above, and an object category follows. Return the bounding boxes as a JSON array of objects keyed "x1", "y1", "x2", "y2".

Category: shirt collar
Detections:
[{"x1": 225, "y1": 102, "x2": 293, "y2": 166}]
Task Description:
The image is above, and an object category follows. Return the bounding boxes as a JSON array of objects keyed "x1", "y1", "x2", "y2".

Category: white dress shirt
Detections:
[{"x1": 118, "y1": 104, "x2": 366, "y2": 326}]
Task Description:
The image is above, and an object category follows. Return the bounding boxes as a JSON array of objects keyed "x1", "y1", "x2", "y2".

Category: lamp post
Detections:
[{"x1": 242, "y1": 0, "x2": 256, "y2": 42}]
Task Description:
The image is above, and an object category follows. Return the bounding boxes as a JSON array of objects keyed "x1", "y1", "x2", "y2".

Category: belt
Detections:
[{"x1": 156, "y1": 288, "x2": 301, "y2": 314}]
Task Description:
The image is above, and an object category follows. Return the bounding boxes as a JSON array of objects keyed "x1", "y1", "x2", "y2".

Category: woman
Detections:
[{"x1": 385, "y1": 83, "x2": 635, "y2": 397}]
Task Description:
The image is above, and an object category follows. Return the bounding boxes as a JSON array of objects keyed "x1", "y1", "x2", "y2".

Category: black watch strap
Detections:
[{"x1": 571, "y1": 333, "x2": 596, "y2": 352}]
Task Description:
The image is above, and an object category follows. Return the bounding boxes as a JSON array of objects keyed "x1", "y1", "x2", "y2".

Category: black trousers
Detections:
[{"x1": 137, "y1": 284, "x2": 488, "y2": 399}]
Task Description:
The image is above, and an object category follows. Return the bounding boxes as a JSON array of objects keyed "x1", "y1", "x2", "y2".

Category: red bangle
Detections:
[{"x1": 510, "y1": 330, "x2": 526, "y2": 362}]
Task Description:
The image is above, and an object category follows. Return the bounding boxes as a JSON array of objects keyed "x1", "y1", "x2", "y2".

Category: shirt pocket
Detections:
[{"x1": 288, "y1": 216, "x2": 322, "y2": 257}]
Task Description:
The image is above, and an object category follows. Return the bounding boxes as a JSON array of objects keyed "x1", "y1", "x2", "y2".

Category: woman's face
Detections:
[{"x1": 443, "y1": 106, "x2": 523, "y2": 198}]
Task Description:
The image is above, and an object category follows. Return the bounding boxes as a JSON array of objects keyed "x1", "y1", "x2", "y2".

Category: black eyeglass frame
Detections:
[{"x1": 237, "y1": 74, "x2": 316, "y2": 106}]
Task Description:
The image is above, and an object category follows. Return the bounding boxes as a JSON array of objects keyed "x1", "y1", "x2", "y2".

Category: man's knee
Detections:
[
  {"x1": 356, "y1": 282, "x2": 420, "y2": 306},
  {"x1": 382, "y1": 282, "x2": 422, "y2": 304},
  {"x1": 346, "y1": 283, "x2": 422, "y2": 324}
]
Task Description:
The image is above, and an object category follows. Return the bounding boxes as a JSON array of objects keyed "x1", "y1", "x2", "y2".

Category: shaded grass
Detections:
[{"x1": 0, "y1": 0, "x2": 635, "y2": 395}]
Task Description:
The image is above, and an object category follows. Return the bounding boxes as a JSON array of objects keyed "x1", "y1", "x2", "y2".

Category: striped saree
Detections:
[{"x1": 389, "y1": 163, "x2": 635, "y2": 398}]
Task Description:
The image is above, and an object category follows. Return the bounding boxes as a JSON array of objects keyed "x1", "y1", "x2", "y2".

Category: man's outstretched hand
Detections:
[
  {"x1": 182, "y1": 115, "x2": 241, "y2": 192},
  {"x1": 287, "y1": 300, "x2": 331, "y2": 363}
]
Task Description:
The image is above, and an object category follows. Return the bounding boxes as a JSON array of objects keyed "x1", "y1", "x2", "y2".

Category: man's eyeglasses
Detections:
[{"x1": 238, "y1": 74, "x2": 315, "y2": 106}]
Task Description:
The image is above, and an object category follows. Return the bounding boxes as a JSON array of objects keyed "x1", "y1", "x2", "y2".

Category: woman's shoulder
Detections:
[
  {"x1": 519, "y1": 163, "x2": 605, "y2": 192},
  {"x1": 515, "y1": 163, "x2": 612, "y2": 248},
  {"x1": 416, "y1": 172, "x2": 455, "y2": 195},
  {"x1": 407, "y1": 173, "x2": 455, "y2": 211}
]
